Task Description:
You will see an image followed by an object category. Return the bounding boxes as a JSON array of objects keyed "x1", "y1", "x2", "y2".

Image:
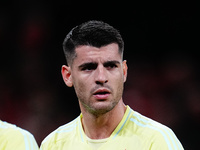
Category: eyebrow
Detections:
[
  {"x1": 78, "y1": 60, "x2": 120, "y2": 69},
  {"x1": 104, "y1": 60, "x2": 120, "y2": 66},
  {"x1": 78, "y1": 62, "x2": 97, "y2": 70}
]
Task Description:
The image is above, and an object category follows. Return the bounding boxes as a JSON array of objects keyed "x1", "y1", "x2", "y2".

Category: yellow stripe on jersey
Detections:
[
  {"x1": 0, "y1": 120, "x2": 39, "y2": 150},
  {"x1": 40, "y1": 106, "x2": 184, "y2": 150}
]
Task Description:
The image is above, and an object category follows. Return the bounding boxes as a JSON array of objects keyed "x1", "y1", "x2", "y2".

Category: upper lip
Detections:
[{"x1": 93, "y1": 88, "x2": 111, "y2": 95}]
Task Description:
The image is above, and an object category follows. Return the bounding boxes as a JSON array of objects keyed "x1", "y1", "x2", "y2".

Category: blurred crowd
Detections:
[{"x1": 0, "y1": 1, "x2": 198, "y2": 149}]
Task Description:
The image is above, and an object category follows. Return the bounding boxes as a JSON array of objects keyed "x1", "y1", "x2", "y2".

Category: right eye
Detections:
[{"x1": 81, "y1": 63, "x2": 97, "y2": 71}]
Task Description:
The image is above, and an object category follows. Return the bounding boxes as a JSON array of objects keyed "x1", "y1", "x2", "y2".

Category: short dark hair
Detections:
[{"x1": 62, "y1": 20, "x2": 124, "y2": 66}]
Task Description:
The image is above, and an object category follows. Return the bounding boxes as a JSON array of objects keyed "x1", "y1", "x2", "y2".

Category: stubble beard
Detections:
[{"x1": 78, "y1": 84, "x2": 124, "y2": 117}]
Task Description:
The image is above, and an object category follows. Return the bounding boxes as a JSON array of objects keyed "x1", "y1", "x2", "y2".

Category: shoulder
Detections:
[
  {"x1": 127, "y1": 107, "x2": 183, "y2": 149},
  {"x1": 0, "y1": 120, "x2": 35, "y2": 139},
  {"x1": 40, "y1": 116, "x2": 80, "y2": 149},
  {"x1": 129, "y1": 110, "x2": 173, "y2": 138},
  {"x1": 0, "y1": 120, "x2": 39, "y2": 149}
]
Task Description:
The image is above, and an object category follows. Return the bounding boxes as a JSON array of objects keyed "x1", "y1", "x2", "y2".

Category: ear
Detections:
[
  {"x1": 123, "y1": 60, "x2": 128, "y2": 82},
  {"x1": 61, "y1": 65, "x2": 73, "y2": 87}
]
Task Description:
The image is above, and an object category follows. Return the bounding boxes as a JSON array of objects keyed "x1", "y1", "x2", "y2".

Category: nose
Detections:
[{"x1": 95, "y1": 65, "x2": 108, "y2": 85}]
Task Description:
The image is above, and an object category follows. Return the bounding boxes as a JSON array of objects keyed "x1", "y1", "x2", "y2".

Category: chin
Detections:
[{"x1": 91, "y1": 102, "x2": 116, "y2": 116}]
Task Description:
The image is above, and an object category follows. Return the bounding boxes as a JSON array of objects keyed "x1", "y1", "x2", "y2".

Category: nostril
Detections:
[{"x1": 96, "y1": 80, "x2": 108, "y2": 85}]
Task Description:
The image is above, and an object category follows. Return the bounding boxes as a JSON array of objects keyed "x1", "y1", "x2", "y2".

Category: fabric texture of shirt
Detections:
[
  {"x1": 40, "y1": 105, "x2": 184, "y2": 150},
  {"x1": 0, "y1": 120, "x2": 39, "y2": 150}
]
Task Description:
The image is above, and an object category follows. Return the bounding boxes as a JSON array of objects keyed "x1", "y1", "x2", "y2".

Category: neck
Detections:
[{"x1": 81, "y1": 100, "x2": 126, "y2": 139}]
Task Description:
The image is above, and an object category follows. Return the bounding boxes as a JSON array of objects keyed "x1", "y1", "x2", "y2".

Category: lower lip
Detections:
[{"x1": 94, "y1": 94, "x2": 110, "y2": 99}]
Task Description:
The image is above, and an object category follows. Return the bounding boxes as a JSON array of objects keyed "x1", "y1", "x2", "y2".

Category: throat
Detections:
[{"x1": 82, "y1": 115, "x2": 113, "y2": 139}]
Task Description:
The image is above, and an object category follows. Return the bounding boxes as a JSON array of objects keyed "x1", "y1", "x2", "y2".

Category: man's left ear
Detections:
[
  {"x1": 123, "y1": 60, "x2": 128, "y2": 82},
  {"x1": 61, "y1": 65, "x2": 73, "y2": 87}
]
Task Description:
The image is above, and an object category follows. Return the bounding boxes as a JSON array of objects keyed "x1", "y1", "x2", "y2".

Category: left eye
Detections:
[{"x1": 105, "y1": 64, "x2": 117, "y2": 69}]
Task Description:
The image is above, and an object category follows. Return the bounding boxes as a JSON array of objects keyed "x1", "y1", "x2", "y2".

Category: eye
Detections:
[
  {"x1": 104, "y1": 62, "x2": 118, "y2": 70},
  {"x1": 80, "y1": 63, "x2": 97, "y2": 71}
]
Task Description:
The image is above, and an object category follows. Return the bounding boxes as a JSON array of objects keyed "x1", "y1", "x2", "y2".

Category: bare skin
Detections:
[
  {"x1": 62, "y1": 43, "x2": 128, "y2": 139},
  {"x1": 81, "y1": 100, "x2": 126, "y2": 139}
]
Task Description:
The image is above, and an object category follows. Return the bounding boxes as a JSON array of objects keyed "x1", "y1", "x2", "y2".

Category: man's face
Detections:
[{"x1": 62, "y1": 43, "x2": 127, "y2": 116}]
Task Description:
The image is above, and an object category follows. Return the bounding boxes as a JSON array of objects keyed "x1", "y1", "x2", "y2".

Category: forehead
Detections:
[{"x1": 74, "y1": 43, "x2": 121, "y2": 64}]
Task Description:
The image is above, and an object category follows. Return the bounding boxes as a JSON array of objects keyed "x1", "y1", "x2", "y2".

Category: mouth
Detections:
[
  {"x1": 94, "y1": 91, "x2": 110, "y2": 95},
  {"x1": 93, "y1": 88, "x2": 111, "y2": 99}
]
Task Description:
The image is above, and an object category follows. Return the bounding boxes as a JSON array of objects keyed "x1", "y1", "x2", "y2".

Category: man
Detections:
[
  {"x1": 0, "y1": 120, "x2": 39, "y2": 149},
  {"x1": 40, "y1": 20, "x2": 184, "y2": 149}
]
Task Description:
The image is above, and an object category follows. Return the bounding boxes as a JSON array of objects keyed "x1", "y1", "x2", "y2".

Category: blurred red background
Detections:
[{"x1": 0, "y1": 1, "x2": 199, "y2": 149}]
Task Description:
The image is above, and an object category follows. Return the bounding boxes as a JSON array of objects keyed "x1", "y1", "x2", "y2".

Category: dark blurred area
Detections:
[{"x1": 0, "y1": 1, "x2": 199, "y2": 149}]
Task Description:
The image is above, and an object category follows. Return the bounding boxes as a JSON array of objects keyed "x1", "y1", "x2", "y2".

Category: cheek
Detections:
[
  {"x1": 72, "y1": 77, "x2": 89, "y2": 99},
  {"x1": 111, "y1": 73, "x2": 124, "y2": 92},
  {"x1": 115, "y1": 78, "x2": 124, "y2": 100}
]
